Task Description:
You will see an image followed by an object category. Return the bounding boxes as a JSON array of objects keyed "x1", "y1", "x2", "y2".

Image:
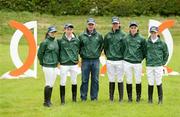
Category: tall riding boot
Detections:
[
  {"x1": 157, "y1": 84, "x2": 163, "y2": 104},
  {"x1": 72, "y1": 84, "x2": 77, "y2": 102},
  {"x1": 136, "y1": 83, "x2": 141, "y2": 102},
  {"x1": 126, "y1": 84, "x2": 132, "y2": 102},
  {"x1": 109, "y1": 82, "x2": 115, "y2": 101},
  {"x1": 49, "y1": 87, "x2": 53, "y2": 105},
  {"x1": 60, "y1": 85, "x2": 65, "y2": 105},
  {"x1": 118, "y1": 82, "x2": 123, "y2": 102},
  {"x1": 148, "y1": 85, "x2": 154, "y2": 103},
  {"x1": 43, "y1": 86, "x2": 52, "y2": 107}
]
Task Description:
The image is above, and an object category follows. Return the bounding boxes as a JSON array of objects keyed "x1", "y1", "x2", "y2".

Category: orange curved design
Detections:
[
  {"x1": 100, "y1": 65, "x2": 107, "y2": 75},
  {"x1": 9, "y1": 20, "x2": 36, "y2": 76},
  {"x1": 158, "y1": 20, "x2": 175, "y2": 33}
]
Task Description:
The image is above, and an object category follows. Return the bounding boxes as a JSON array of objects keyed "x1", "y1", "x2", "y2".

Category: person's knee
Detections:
[
  {"x1": 156, "y1": 80, "x2": 162, "y2": 86},
  {"x1": 148, "y1": 81, "x2": 154, "y2": 86},
  {"x1": 117, "y1": 78, "x2": 123, "y2": 83},
  {"x1": 82, "y1": 77, "x2": 89, "y2": 84},
  {"x1": 135, "y1": 78, "x2": 141, "y2": 84},
  {"x1": 126, "y1": 76, "x2": 132, "y2": 84},
  {"x1": 45, "y1": 79, "x2": 54, "y2": 87},
  {"x1": 71, "y1": 78, "x2": 77, "y2": 85},
  {"x1": 60, "y1": 78, "x2": 66, "y2": 86},
  {"x1": 109, "y1": 79, "x2": 115, "y2": 82},
  {"x1": 46, "y1": 83, "x2": 54, "y2": 87}
]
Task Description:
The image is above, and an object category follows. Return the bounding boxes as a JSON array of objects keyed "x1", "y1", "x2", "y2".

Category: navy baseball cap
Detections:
[
  {"x1": 87, "y1": 18, "x2": 96, "y2": 24},
  {"x1": 112, "y1": 17, "x2": 120, "y2": 24},
  {"x1": 64, "y1": 23, "x2": 74, "y2": 29},
  {"x1": 48, "y1": 26, "x2": 57, "y2": 33},
  {"x1": 129, "y1": 21, "x2": 138, "y2": 27},
  {"x1": 150, "y1": 26, "x2": 158, "y2": 32}
]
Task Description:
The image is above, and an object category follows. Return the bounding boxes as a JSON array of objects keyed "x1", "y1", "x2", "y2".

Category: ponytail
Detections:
[{"x1": 45, "y1": 32, "x2": 49, "y2": 39}]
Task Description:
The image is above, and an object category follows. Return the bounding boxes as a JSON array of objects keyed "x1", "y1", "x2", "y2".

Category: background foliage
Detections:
[{"x1": 0, "y1": 0, "x2": 180, "y2": 16}]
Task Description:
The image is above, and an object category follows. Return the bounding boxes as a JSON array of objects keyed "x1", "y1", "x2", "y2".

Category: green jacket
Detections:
[
  {"x1": 146, "y1": 37, "x2": 169, "y2": 67},
  {"x1": 37, "y1": 36, "x2": 59, "y2": 68},
  {"x1": 104, "y1": 29, "x2": 126, "y2": 60},
  {"x1": 123, "y1": 33, "x2": 146, "y2": 63},
  {"x1": 57, "y1": 33, "x2": 80, "y2": 65},
  {"x1": 79, "y1": 29, "x2": 103, "y2": 59}
]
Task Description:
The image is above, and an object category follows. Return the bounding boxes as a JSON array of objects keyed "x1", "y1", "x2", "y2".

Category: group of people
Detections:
[{"x1": 37, "y1": 17, "x2": 169, "y2": 107}]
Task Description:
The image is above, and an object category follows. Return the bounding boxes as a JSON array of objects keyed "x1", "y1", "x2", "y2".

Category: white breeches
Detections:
[
  {"x1": 43, "y1": 67, "x2": 57, "y2": 87},
  {"x1": 124, "y1": 61, "x2": 142, "y2": 84},
  {"x1": 60, "y1": 65, "x2": 79, "y2": 86},
  {"x1": 146, "y1": 66, "x2": 163, "y2": 86},
  {"x1": 106, "y1": 60, "x2": 124, "y2": 83}
]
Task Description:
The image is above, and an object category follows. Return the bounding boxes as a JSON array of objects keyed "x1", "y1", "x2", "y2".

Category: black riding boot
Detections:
[
  {"x1": 43, "y1": 86, "x2": 52, "y2": 107},
  {"x1": 136, "y1": 83, "x2": 141, "y2": 102},
  {"x1": 148, "y1": 85, "x2": 154, "y2": 104},
  {"x1": 126, "y1": 84, "x2": 132, "y2": 102},
  {"x1": 60, "y1": 85, "x2": 65, "y2": 105},
  {"x1": 157, "y1": 84, "x2": 163, "y2": 104},
  {"x1": 72, "y1": 84, "x2": 77, "y2": 102},
  {"x1": 109, "y1": 82, "x2": 115, "y2": 101},
  {"x1": 118, "y1": 82, "x2": 123, "y2": 102}
]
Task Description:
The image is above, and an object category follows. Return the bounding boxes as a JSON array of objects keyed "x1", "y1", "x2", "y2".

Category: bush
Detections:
[{"x1": 0, "y1": 0, "x2": 179, "y2": 16}]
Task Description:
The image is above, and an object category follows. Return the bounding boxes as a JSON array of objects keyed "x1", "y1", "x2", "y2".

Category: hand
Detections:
[
  {"x1": 57, "y1": 63, "x2": 60, "y2": 69},
  {"x1": 78, "y1": 61, "x2": 81, "y2": 67}
]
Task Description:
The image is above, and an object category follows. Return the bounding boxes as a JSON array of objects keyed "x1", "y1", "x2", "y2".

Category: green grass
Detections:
[{"x1": 0, "y1": 11, "x2": 180, "y2": 117}]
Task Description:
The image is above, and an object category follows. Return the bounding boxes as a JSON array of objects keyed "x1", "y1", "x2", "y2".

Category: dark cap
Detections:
[
  {"x1": 150, "y1": 26, "x2": 158, "y2": 32},
  {"x1": 112, "y1": 17, "x2": 120, "y2": 24},
  {"x1": 129, "y1": 21, "x2": 138, "y2": 27},
  {"x1": 87, "y1": 18, "x2": 96, "y2": 24},
  {"x1": 48, "y1": 26, "x2": 57, "y2": 33},
  {"x1": 64, "y1": 23, "x2": 74, "y2": 29}
]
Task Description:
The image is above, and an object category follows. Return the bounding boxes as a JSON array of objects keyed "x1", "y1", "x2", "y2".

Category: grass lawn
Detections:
[{"x1": 0, "y1": 11, "x2": 180, "y2": 117}]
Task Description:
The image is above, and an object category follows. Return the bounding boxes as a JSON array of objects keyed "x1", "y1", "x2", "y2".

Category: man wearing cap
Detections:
[
  {"x1": 104, "y1": 16, "x2": 126, "y2": 102},
  {"x1": 57, "y1": 24, "x2": 80, "y2": 105},
  {"x1": 146, "y1": 26, "x2": 169, "y2": 104},
  {"x1": 79, "y1": 18, "x2": 103, "y2": 101},
  {"x1": 123, "y1": 21, "x2": 146, "y2": 102},
  {"x1": 38, "y1": 26, "x2": 59, "y2": 107}
]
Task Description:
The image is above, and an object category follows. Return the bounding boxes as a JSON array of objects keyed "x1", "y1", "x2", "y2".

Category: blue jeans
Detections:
[{"x1": 80, "y1": 59, "x2": 100, "y2": 100}]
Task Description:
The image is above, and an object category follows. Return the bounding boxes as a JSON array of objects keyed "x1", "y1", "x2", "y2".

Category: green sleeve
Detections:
[
  {"x1": 56, "y1": 39, "x2": 60, "y2": 63},
  {"x1": 77, "y1": 37, "x2": 81, "y2": 53},
  {"x1": 57, "y1": 39, "x2": 61, "y2": 63},
  {"x1": 122, "y1": 35, "x2": 128, "y2": 57},
  {"x1": 141, "y1": 38, "x2": 147, "y2": 59},
  {"x1": 37, "y1": 41, "x2": 47, "y2": 66},
  {"x1": 99, "y1": 34, "x2": 104, "y2": 53},
  {"x1": 163, "y1": 42, "x2": 169, "y2": 65},
  {"x1": 103, "y1": 34, "x2": 108, "y2": 56},
  {"x1": 121, "y1": 33, "x2": 127, "y2": 56},
  {"x1": 78, "y1": 35, "x2": 83, "y2": 54}
]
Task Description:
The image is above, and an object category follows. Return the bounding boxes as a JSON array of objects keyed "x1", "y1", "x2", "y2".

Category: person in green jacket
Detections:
[
  {"x1": 37, "y1": 26, "x2": 59, "y2": 107},
  {"x1": 123, "y1": 21, "x2": 146, "y2": 102},
  {"x1": 146, "y1": 26, "x2": 169, "y2": 104},
  {"x1": 79, "y1": 18, "x2": 103, "y2": 101},
  {"x1": 104, "y1": 16, "x2": 126, "y2": 102},
  {"x1": 57, "y1": 24, "x2": 80, "y2": 105}
]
